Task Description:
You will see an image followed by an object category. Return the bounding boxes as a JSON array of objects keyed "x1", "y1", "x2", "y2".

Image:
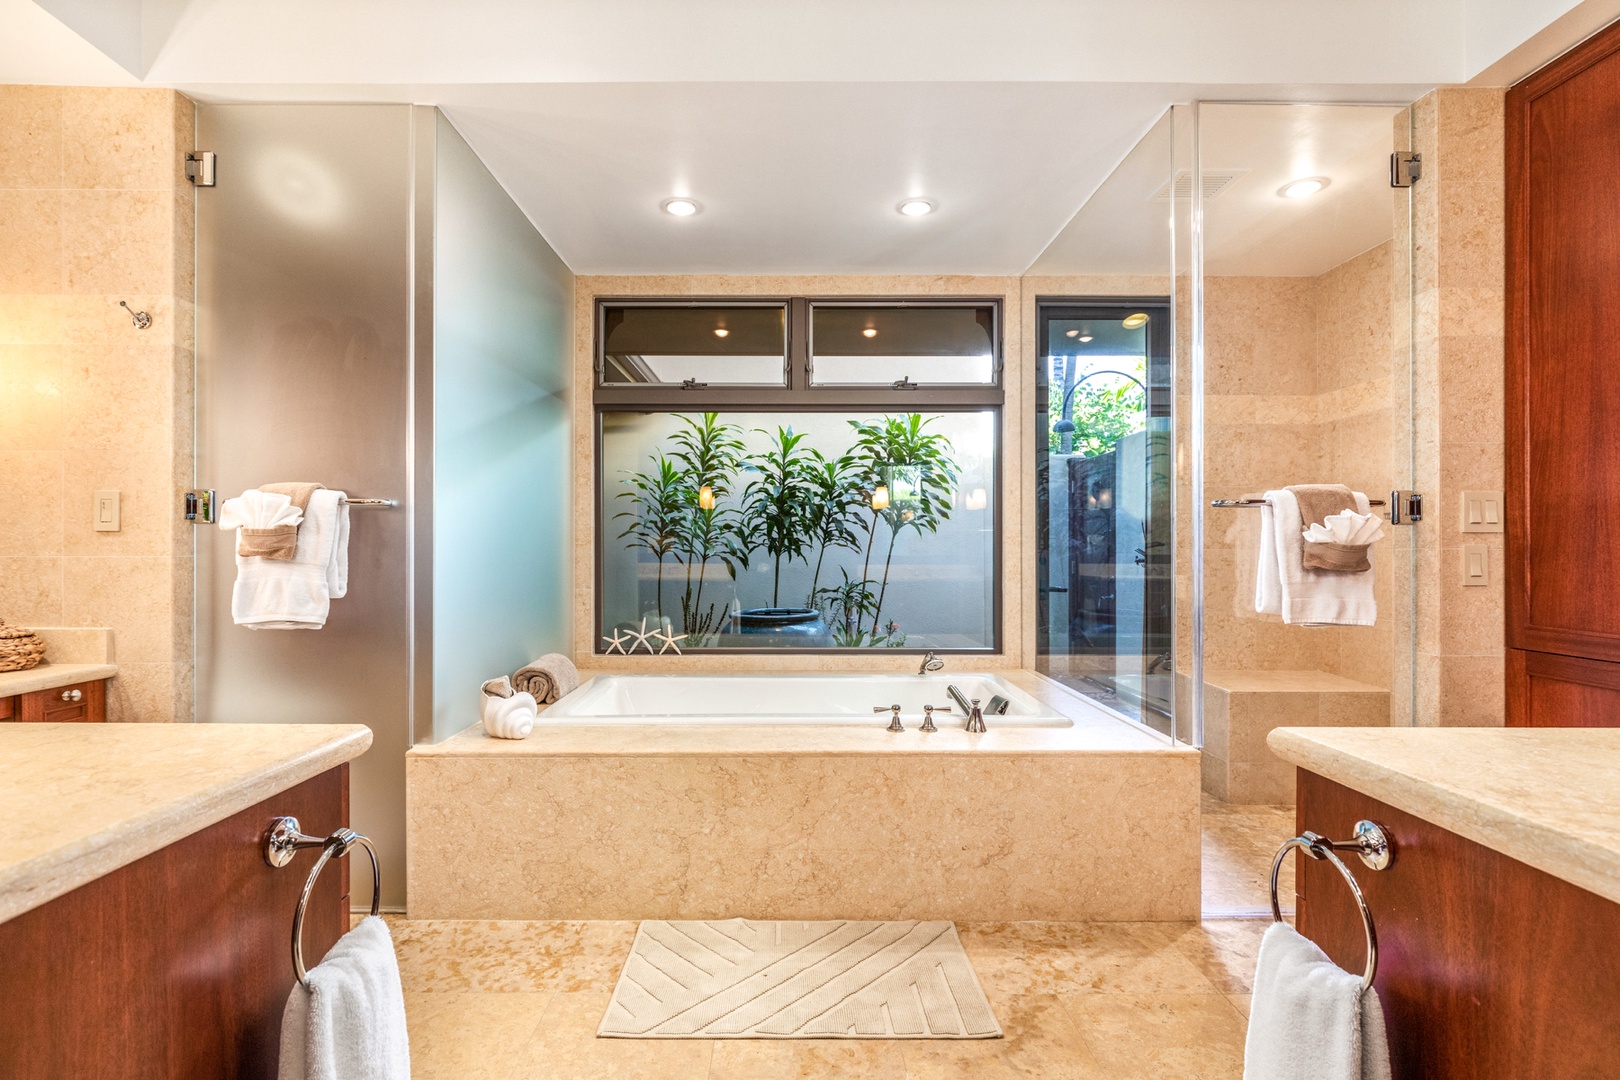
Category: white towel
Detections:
[
  {"x1": 278, "y1": 915, "x2": 410, "y2": 1080},
  {"x1": 1255, "y1": 489, "x2": 1377, "y2": 626},
  {"x1": 217, "y1": 488, "x2": 304, "y2": 534},
  {"x1": 231, "y1": 488, "x2": 350, "y2": 629},
  {"x1": 1244, "y1": 923, "x2": 1391, "y2": 1080}
]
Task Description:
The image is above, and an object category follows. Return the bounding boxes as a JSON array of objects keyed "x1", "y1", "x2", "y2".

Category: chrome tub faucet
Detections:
[{"x1": 918, "y1": 650, "x2": 945, "y2": 676}]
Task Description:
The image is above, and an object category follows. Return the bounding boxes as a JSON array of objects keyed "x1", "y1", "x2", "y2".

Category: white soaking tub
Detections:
[{"x1": 542, "y1": 672, "x2": 1072, "y2": 727}]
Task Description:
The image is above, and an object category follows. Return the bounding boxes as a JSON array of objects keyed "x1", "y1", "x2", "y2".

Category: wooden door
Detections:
[{"x1": 1506, "y1": 19, "x2": 1620, "y2": 666}]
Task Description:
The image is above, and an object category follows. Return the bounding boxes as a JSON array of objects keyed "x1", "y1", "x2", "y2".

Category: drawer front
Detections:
[
  {"x1": 18, "y1": 681, "x2": 106, "y2": 723},
  {"x1": 0, "y1": 695, "x2": 14, "y2": 721}
]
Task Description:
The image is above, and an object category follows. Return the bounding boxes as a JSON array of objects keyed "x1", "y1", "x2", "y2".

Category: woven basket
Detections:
[{"x1": 0, "y1": 619, "x2": 46, "y2": 672}]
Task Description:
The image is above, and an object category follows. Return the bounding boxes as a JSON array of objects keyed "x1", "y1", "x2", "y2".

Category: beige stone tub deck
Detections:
[{"x1": 406, "y1": 671, "x2": 1200, "y2": 921}]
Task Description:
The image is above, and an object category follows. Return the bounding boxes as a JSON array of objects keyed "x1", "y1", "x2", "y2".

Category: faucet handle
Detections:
[
  {"x1": 875, "y1": 704, "x2": 905, "y2": 732},
  {"x1": 966, "y1": 697, "x2": 987, "y2": 734},
  {"x1": 919, "y1": 703, "x2": 952, "y2": 733}
]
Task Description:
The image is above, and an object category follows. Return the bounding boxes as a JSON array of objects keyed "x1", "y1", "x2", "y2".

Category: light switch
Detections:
[
  {"x1": 94, "y1": 489, "x2": 120, "y2": 532},
  {"x1": 1461, "y1": 491, "x2": 1504, "y2": 533},
  {"x1": 1462, "y1": 543, "x2": 1489, "y2": 586}
]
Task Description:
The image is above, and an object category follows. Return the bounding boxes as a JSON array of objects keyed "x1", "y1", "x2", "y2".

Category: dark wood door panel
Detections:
[
  {"x1": 1506, "y1": 647, "x2": 1620, "y2": 726},
  {"x1": 1507, "y1": 18, "x2": 1620, "y2": 663},
  {"x1": 1296, "y1": 771, "x2": 1620, "y2": 1080}
]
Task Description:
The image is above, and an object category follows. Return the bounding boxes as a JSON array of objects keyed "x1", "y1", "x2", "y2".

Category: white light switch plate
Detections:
[
  {"x1": 1461, "y1": 491, "x2": 1504, "y2": 533},
  {"x1": 94, "y1": 489, "x2": 120, "y2": 532},
  {"x1": 1462, "y1": 543, "x2": 1489, "y2": 586}
]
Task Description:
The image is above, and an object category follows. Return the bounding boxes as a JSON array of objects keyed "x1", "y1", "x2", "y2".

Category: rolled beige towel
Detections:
[{"x1": 512, "y1": 652, "x2": 579, "y2": 704}]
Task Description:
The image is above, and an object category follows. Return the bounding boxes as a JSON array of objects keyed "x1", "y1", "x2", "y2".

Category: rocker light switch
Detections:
[
  {"x1": 1462, "y1": 544, "x2": 1489, "y2": 586},
  {"x1": 1461, "y1": 491, "x2": 1504, "y2": 533},
  {"x1": 94, "y1": 490, "x2": 120, "y2": 532}
]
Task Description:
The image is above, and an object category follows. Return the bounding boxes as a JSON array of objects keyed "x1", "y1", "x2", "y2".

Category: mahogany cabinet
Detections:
[
  {"x1": 1295, "y1": 770, "x2": 1620, "y2": 1079},
  {"x1": 1506, "y1": 17, "x2": 1620, "y2": 724},
  {"x1": 0, "y1": 766, "x2": 349, "y2": 1079},
  {"x1": 0, "y1": 677, "x2": 108, "y2": 722}
]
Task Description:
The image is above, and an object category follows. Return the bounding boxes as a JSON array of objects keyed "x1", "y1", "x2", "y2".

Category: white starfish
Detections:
[
  {"x1": 625, "y1": 617, "x2": 658, "y2": 654},
  {"x1": 602, "y1": 628, "x2": 630, "y2": 655},
  {"x1": 653, "y1": 627, "x2": 688, "y2": 655}
]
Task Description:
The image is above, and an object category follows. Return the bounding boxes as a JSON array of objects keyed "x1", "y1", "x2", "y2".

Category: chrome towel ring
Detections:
[
  {"x1": 1269, "y1": 821, "x2": 1393, "y2": 992},
  {"x1": 264, "y1": 816, "x2": 382, "y2": 987}
]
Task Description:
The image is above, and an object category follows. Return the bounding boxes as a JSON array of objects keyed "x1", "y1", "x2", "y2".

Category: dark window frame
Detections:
[{"x1": 593, "y1": 295, "x2": 1005, "y2": 655}]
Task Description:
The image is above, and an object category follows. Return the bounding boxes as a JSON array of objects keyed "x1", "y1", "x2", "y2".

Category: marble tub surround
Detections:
[
  {"x1": 407, "y1": 672, "x2": 1200, "y2": 922},
  {"x1": 1197, "y1": 669, "x2": 1389, "y2": 804},
  {"x1": 0, "y1": 722, "x2": 371, "y2": 922},
  {"x1": 1268, "y1": 726, "x2": 1620, "y2": 905},
  {"x1": 0, "y1": 624, "x2": 115, "y2": 695},
  {"x1": 394, "y1": 916, "x2": 1258, "y2": 1080}
]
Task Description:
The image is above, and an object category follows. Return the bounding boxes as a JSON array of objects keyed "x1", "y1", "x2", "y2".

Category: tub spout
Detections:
[{"x1": 918, "y1": 650, "x2": 945, "y2": 676}]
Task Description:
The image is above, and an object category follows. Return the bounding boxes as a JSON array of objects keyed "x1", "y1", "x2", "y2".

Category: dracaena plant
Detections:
[
  {"x1": 740, "y1": 426, "x2": 818, "y2": 607},
  {"x1": 667, "y1": 412, "x2": 750, "y2": 639},
  {"x1": 614, "y1": 453, "x2": 684, "y2": 620},
  {"x1": 800, "y1": 448, "x2": 866, "y2": 607}
]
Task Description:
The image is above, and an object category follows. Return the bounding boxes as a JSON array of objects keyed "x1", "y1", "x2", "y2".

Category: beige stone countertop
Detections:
[
  {"x1": 413, "y1": 670, "x2": 1191, "y2": 757},
  {"x1": 0, "y1": 723, "x2": 372, "y2": 925},
  {"x1": 1268, "y1": 726, "x2": 1620, "y2": 906},
  {"x1": 0, "y1": 662, "x2": 118, "y2": 697}
]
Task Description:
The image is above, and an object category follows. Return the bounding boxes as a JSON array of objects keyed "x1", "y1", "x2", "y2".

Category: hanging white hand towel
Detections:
[
  {"x1": 232, "y1": 489, "x2": 350, "y2": 629},
  {"x1": 1243, "y1": 923, "x2": 1391, "y2": 1080},
  {"x1": 1255, "y1": 489, "x2": 1377, "y2": 626},
  {"x1": 278, "y1": 915, "x2": 410, "y2": 1080}
]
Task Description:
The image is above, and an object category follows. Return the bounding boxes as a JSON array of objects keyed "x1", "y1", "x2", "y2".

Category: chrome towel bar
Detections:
[
  {"x1": 265, "y1": 816, "x2": 382, "y2": 987},
  {"x1": 1212, "y1": 498, "x2": 1388, "y2": 508},
  {"x1": 339, "y1": 498, "x2": 397, "y2": 507},
  {"x1": 1269, "y1": 820, "x2": 1393, "y2": 991}
]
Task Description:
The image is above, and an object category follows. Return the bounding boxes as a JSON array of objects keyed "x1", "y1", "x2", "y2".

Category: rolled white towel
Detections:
[{"x1": 481, "y1": 687, "x2": 537, "y2": 739}]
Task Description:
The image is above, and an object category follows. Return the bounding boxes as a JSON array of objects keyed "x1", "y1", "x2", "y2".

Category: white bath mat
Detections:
[{"x1": 599, "y1": 919, "x2": 1001, "y2": 1039}]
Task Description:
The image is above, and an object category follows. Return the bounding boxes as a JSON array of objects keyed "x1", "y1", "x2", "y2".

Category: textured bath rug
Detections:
[{"x1": 599, "y1": 919, "x2": 1001, "y2": 1039}]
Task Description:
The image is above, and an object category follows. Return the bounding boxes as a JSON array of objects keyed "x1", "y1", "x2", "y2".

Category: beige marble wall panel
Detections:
[
  {"x1": 573, "y1": 274, "x2": 1023, "y2": 673},
  {"x1": 0, "y1": 86, "x2": 195, "y2": 721},
  {"x1": 407, "y1": 748, "x2": 1200, "y2": 921}
]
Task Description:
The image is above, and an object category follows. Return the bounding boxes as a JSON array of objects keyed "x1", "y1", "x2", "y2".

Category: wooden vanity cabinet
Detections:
[{"x1": 0, "y1": 678, "x2": 108, "y2": 723}]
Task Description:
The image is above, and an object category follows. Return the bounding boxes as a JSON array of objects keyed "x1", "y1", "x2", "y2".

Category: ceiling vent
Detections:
[{"x1": 1149, "y1": 169, "x2": 1247, "y2": 202}]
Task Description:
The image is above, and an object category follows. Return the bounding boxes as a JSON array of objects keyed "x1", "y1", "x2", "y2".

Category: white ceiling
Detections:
[{"x1": 2, "y1": 0, "x2": 1605, "y2": 274}]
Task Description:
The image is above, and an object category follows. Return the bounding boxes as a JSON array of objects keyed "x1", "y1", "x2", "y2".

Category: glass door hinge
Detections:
[
  {"x1": 1390, "y1": 152, "x2": 1422, "y2": 188},
  {"x1": 1389, "y1": 490, "x2": 1423, "y2": 525},
  {"x1": 185, "y1": 489, "x2": 216, "y2": 524}
]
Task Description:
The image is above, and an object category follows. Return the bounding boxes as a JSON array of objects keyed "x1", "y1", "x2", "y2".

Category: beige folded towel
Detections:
[
  {"x1": 1287, "y1": 484, "x2": 1361, "y2": 573},
  {"x1": 512, "y1": 653, "x2": 579, "y2": 704},
  {"x1": 481, "y1": 676, "x2": 515, "y2": 699},
  {"x1": 253, "y1": 483, "x2": 326, "y2": 562}
]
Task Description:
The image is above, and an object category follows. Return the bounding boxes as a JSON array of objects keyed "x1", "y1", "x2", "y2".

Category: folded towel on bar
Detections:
[
  {"x1": 1288, "y1": 484, "x2": 1366, "y2": 572},
  {"x1": 481, "y1": 685, "x2": 538, "y2": 739},
  {"x1": 1243, "y1": 923, "x2": 1391, "y2": 1080},
  {"x1": 232, "y1": 489, "x2": 350, "y2": 630},
  {"x1": 512, "y1": 652, "x2": 579, "y2": 704},
  {"x1": 278, "y1": 915, "x2": 410, "y2": 1080},
  {"x1": 1256, "y1": 488, "x2": 1377, "y2": 626},
  {"x1": 1302, "y1": 511, "x2": 1387, "y2": 572},
  {"x1": 251, "y1": 481, "x2": 327, "y2": 559},
  {"x1": 218, "y1": 489, "x2": 305, "y2": 560}
]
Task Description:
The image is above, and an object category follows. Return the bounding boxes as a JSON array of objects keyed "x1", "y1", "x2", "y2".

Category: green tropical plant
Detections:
[
  {"x1": 800, "y1": 448, "x2": 866, "y2": 606},
  {"x1": 740, "y1": 426, "x2": 818, "y2": 607},
  {"x1": 1049, "y1": 365, "x2": 1147, "y2": 457},
  {"x1": 667, "y1": 413, "x2": 750, "y2": 639},
  {"x1": 614, "y1": 453, "x2": 684, "y2": 618},
  {"x1": 847, "y1": 414, "x2": 958, "y2": 634}
]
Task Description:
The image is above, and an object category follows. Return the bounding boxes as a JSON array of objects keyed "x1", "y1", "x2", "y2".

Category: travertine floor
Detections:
[
  {"x1": 393, "y1": 794, "x2": 1294, "y2": 1078},
  {"x1": 394, "y1": 917, "x2": 1263, "y2": 1079}
]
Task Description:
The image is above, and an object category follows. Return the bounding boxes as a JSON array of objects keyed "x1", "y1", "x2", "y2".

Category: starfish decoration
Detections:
[
  {"x1": 624, "y1": 617, "x2": 658, "y2": 655},
  {"x1": 653, "y1": 627, "x2": 688, "y2": 655},
  {"x1": 602, "y1": 628, "x2": 630, "y2": 655}
]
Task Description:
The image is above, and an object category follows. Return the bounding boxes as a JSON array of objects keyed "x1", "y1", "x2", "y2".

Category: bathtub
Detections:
[{"x1": 542, "y1": 672, "x2": 1072, "y2": 727}]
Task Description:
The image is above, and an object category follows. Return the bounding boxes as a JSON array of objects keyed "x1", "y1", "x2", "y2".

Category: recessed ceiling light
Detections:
[
  {"x1": 1122, "y1": 313, "x2": 1149, "y2": 330},
  {"x1": 1079, "y1": 335, "x2": 1094, "y2": 343},
  {"x1": 897, "y1": 198, "x2": 934, "y2": 217},
  {"x1": 663, "y1": 198, "x2": 700, "y2": 216},
  {"x1": 1279, "y1": 177, "x2": 1328, "y2": 199},
  {"x1": 1065, "y1": 329, "x2": 1080, "y2": 338},
  {"x1": 862, "y1": 328, "x2": 878, "y2": 338},
  {"x1": 713, "y1": 327, "x2": 729, "y2": 338}
]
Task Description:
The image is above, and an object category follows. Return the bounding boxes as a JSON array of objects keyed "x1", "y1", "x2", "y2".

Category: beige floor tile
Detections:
[
  {"x1": 711, "y1": 1039, "x2": 907, "y2": 1080},
  {"x1": 1225, "y1": 994, "x2": 1251, "y2": 1020},
  {"x1": 1201, "y1": 797, "x2": 1296, "y2": 916},
  {"x1": 1062, "y1": 993, "x2": 1248, "y2": 1080},
  {"x1": 1168, "y1": 919, "x2": 1268, "y2": 995},
  {"x1": 902, "y1": 994, "x2": 1104, "y2": 1079},
  {"x1": 406, "y1": 991, "x2": 553, "y2": 1080},
  {"x1": 392, "y1": 919, "x2": 638, "y2": 993},
  {"x1": 513, "y1": 992, "x2": 714, "y2": 1080},
  {"x1": 958, "y1": 922, "x2": 1223, "y2": 997}
]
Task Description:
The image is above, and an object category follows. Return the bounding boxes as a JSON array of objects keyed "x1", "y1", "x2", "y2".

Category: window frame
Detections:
[{"x1": 592, "y1": 295, "x2": 1005, "y2": 655}]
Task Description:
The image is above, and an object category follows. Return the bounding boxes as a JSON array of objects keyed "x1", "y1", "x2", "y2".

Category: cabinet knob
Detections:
[{"x1": 61, "y1": 689, "x2": 82, "y2": 703}]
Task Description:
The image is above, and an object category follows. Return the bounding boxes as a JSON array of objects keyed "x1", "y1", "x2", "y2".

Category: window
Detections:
[{"x1": 595, "y1": 298, "x2": 1002, "y2": 653}]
